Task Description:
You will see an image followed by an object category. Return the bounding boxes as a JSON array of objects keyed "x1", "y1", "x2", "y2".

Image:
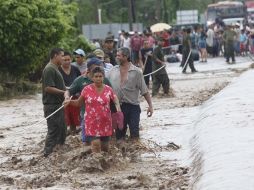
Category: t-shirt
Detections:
[
  {"x1": 42, "y1": 62, "x2": 65, "y2": 105},
  {"x1": 152, "y1": 45, "x2": 167, "y2": 76},
  {"x1": 141, "y1": 47, "x2": 153, "y2": 66},
  {"x1": 59, "y1": 65, "x2": 81, "y2": 87},
  {"x1": 71, "y1": 62, "x2": 87, "y2": 74},
  {"x1": 123, "y1": 37, "x2": 130, "y2": 48},
  {"x1": 183, "y1": 35, "x2": 191, "y2": 51},
  {"x1": 206, "y1": 28, "x2": 215, "y2": 47},
  {"x1": 103, "y1": 49, "x2": 117, "y2": 66}
]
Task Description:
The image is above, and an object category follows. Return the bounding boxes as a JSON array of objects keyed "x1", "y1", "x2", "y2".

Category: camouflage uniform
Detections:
[{"x1": 223, "y1": 28, "x2": 236, "y2": 63}]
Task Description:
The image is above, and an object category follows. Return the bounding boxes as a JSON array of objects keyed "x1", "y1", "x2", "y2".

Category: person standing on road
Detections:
[
  {"x1": 223, "y1": 25, "x2": 237, "y2": 64},
  {"x1": 141, "y1": 40, "x2": 153, "y2": 87},
  {"x1": 107, "y1": 47, "x2": 153, "y2": 141},
  {"x1": 103, "y1": 36, "x2": 117, "y2": 66},
  {"x1": 198, "y1": 27, "x2": 208, "y2": 62},
  {"x1": 152, "y1": 37, "x2": 170, "y2": 96},
  {"x1": 130, "y1": 31, "x2": 143, "y2": 67},
  {"x1": 206, "y1": 25, "x2": 215, "y2": 56},
  {"x1": 42, "y1": 48, "x2": 66, "y2": 157},
  {"x1": 182, "y1": 28, "x2": 198, "y2": 73},
  {"x1": 59, "y1": 51, "x2": 81, "y2": 135}
]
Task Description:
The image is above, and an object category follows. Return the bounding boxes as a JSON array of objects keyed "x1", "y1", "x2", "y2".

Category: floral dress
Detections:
[{"x1": 81, "y1": 84, "x2": 115, "y2": 137}]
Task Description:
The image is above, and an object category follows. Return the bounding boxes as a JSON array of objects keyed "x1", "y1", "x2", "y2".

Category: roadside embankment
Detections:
[{"x1": 190, "y1": 69, "x2": 254, "y2": 190}]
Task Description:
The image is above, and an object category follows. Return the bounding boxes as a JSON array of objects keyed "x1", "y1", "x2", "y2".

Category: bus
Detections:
[
  {"x1": 206, "y1": 1, "x2": 247, "y2": 26},
  {"x1": 245, "y1": 1, "x2": 254, "y2": 25}
]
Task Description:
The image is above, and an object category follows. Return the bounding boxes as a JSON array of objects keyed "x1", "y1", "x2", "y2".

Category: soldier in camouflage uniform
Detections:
[{"x1": 223, "y1": 25, "x2": 237, "y2": 64}]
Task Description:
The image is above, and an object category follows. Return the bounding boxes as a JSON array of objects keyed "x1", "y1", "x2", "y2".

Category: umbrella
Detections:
[{"x1": 150, "y1": 23, "x2": 171, "y2": 33}]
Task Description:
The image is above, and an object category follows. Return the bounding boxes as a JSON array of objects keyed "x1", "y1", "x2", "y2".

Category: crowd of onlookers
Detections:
[{"x1": 90, "y1": 22, "x2": 254, "y2": 67}]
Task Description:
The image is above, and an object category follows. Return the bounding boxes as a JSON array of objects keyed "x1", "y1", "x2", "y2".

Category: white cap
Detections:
[{"x1": 73, "y1": 49, "x2": 85, "y2": 56}]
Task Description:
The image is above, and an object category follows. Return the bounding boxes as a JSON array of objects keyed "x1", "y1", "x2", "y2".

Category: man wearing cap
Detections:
[
  {"x1": 64, "y1": 58, "x2": 111, "y2": 143},
  {"x1": 152, "y1": 37, "x2": 170, "y2": 96},
  {"x1": 93, "y1": 48, "x2": 113, "y2": 73},
  {"x1": 103, "y1": 37, "x2": 117, "y2": 66},
  {"x1": 72, "y1": 48, "x2": 87, "y2": 74}
]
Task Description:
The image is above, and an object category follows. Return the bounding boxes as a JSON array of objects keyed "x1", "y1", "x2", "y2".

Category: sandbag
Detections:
[{"x1": 192, "y1": 49, "x2": 200, "y2": 61}]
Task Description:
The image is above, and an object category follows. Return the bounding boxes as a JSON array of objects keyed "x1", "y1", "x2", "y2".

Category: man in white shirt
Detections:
[
  {"x1": 206, "y1": 25, "x2": 215, "y2": 56},
  {"x1": 72, "y1": 49, "x2": 87, "y2": 74}
]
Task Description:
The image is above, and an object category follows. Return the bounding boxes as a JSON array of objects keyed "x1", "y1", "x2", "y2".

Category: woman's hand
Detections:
[{"x1": 63, "y1": 99, "x2": 71, "y2": 107}]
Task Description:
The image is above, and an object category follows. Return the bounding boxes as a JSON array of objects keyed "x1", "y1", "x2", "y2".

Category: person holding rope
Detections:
[
  {"x1": 107, "y1": 47, "x2": 153, "y2": 142},
  {"x1": 141, "y1": 40, "x2": 153, "y2": 87},
  {"x1": 59, "y1": 51, "x2": 81, "y2": 135},
  {"x1": 42, "y1": 48, "x2": 67, "y2": 157},
  {"x1": 152, "y1": 37, "x2": 170, "y2": 97},
  {"x1": 64, "y1": 58, "x2": 112, "y2": 144},
  {"x1": 64, "y1": 66, "x2": 121, "y2": 153},
  {"x1": 181, "y1": 28, "x2": 197, "y2": 73}
]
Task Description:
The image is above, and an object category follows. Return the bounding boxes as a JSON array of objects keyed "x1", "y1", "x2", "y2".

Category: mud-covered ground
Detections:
[{"x1": 0, "y1": 57, "x2": 251, "y2": 189}]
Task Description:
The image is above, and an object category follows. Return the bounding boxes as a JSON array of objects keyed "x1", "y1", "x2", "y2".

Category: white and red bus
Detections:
[
  {"x1": 205, "y1": 1, "x2": 247, "y2": 26},
  {"x1": 246, "y1": 1, "x2": 254, "y2": 25}
]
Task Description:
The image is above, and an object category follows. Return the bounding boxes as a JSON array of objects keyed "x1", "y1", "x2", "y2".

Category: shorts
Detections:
[{"x1": 199, "y1": 41, "x2": 206, "y2": 49}]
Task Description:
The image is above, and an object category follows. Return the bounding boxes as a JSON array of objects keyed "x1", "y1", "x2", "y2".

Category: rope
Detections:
[
  {"x1": 31, "y1": 96, "x2": 73, "y2": 127},
  {"x1": 143, "y1": 64, "x2": 166, "y2": 77},
  {"x1": 162, "y1": 44, "x2": 181, "y2": 50},
  {"x1": 182, "y1": 50, "x2": 192, "y2": 72}
]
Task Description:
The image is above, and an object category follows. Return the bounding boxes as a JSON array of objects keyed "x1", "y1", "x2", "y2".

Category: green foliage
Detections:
[
  {"x1": 72, "y1": 35, "x2": 95, "y2": 53},
  {"x1": 0, "y1": 0, "x2": 77, "y2": 77},
  {"x1": 72, "y1": 0, "x2": 215, "y2": 28}
]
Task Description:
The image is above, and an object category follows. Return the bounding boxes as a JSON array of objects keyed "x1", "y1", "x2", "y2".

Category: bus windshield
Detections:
[{"x1": 206, "y1": 1, "x2": 246, "y2": 23}]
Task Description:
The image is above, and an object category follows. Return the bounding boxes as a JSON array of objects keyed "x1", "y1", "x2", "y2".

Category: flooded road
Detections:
[{"x1": 0, "y1": 57, "x2": 252, "y2": 189}]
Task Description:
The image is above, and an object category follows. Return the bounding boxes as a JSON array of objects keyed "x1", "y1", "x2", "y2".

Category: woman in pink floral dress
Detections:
[{"x1": 64, "y1": 66, "x2": 122, "y2": 153}]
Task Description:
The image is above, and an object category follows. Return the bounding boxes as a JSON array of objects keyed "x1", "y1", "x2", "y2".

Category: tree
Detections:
[{"x1": 0, "y1": 0, "x2": 77, "y2": 77}]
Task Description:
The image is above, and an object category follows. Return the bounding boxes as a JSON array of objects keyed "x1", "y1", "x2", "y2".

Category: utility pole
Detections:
[
  {"x1": 163, "y1": 0, "x2": 169, "y2": 23},
  {"x1": 95, "y1": 0, "x2": 99, "y2": 24},
  {"x1": 155, "y1": 0, "x2": 162, "y2": 22},
  {"x1": 128, "y1": 0, "x2": 133, "y2": 31}
]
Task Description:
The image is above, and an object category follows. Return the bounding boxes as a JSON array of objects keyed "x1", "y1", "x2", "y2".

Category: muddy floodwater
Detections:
[{"x1": 0, "y1": 57, "x2": 251, "y2": 189}]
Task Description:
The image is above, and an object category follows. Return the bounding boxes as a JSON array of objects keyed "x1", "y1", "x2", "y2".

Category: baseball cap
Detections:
[
  {"x1": 93, "y1": 49, "x2": 105, "y2": 58},
  {"x1": 87, "y1": 57, "x2": 102, "y2": 69},
  {"x1": 73, "y1": 49, "x2": 85, "y2": 56},
  {"x1": 105, "y1": 36, "x2": 114, "y2": 42}
]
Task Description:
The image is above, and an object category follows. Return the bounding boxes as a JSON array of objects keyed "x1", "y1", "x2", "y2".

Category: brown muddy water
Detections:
[{"x1": 0, "y1": 66, "x2": 245, "y2": 189}]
